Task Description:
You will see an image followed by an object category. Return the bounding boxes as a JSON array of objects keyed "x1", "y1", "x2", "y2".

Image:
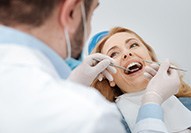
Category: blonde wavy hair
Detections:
[{"x1": 91, "y1": 27, "x2": 191, "y2": 102}]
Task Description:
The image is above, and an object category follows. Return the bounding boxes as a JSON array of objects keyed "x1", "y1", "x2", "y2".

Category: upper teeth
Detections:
[{"x1": 127, "y1": 62, "x2": 141, "y2": 69}]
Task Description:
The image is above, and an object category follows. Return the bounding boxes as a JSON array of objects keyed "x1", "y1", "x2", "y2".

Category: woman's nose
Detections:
[{"x1": 123, "y1": 53, "x2": 132, "y2": 59}]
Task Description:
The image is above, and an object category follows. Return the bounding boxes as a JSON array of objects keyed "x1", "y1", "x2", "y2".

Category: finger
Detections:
[
  {"x1": 165, "y1": 67, "x2": 180, "y2": 94},
  {"x1": 107, "y1": 66, "x2": 117, "y2": 74},
  {"x1": 91, "y1": 58, "x2": 98, "y2": 66},
  {"x1": 170, "y1": 69, "x2": 180, "y2": 94},
  {"x1": 150, "y1": 63, "x2": 160, "y2": 71},
  {"x1": 145, "y1": 66, "x2": 157, "y2": 77},
  {"x1": 88, "y1": 53, "x2": 115, "y2": 64},
  {"x1": 169, "y1": 68, "x2": 179, "y2": 77},
  {"x1": 97, "y1": 74, "x2": 104, "y2": 81},
  {"x1": 92, "y1": 59, "x2": 111, "y2": 74},
  {"x1": 102, "y1": 70, "x2": 113, "y2": 82},
  {"x1": 144, "y1": 72, "x2": 153, "y2": 80},
  {"x1": 158, "y1": 59, "x2": 171, "y2": 74}
]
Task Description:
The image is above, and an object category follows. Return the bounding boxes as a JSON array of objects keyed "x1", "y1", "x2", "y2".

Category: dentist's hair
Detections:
[
  {"x1": 91, "y1": 27, "x2": 191, "y2": 102},
  {"x1": 0, "y1": 0, "x2": 93, "y2": 27}
]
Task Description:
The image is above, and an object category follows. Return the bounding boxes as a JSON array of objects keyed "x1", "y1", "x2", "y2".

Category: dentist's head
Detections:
[{"x1": 0, "y1": 0, "x2": 99, "y2": 59}]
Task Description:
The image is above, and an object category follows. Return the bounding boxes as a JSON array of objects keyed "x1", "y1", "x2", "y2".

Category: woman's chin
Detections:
[{"x1": 123, "y1": 76, "x2": 149, "y2": 93}]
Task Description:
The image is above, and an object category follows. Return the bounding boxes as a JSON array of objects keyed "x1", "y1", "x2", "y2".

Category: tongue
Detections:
[
  {"x1": 128, "y1": 68, "x2": 139, "y2": 74},
  {"x1": 126, "y1": 65, "x2": 140, "y2": 74},
  {"x1": 129, "y1": 65, "x2": 139, "y2": 71}
]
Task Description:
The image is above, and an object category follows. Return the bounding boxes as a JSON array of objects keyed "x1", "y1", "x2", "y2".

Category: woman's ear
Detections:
[
  {"x1": 109, "y1": 81, "x2": 116, "y2": 87},
  {"x1": 59, "y1": 0, "x2": 82, "y2": 33}
]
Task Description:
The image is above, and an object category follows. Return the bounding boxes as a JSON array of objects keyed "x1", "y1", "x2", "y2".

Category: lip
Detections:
[{"x1": 122, "y1": 59, "x2": 145, "y2": 77}]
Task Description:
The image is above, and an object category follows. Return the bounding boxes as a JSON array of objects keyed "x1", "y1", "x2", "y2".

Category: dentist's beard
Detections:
[{"x1": 70, "y1": 20, "x2": 84, "y2": 59}]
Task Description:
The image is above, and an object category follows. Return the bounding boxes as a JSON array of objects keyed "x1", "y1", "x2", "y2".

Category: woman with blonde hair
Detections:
[{"x1": 89, "y1": 27, "x2": 191, "y2": 132}]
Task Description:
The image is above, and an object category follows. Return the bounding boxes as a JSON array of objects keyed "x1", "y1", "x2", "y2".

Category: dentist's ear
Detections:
[{"x1": 59, "y1": 0, "x2": 82, "y2": 33}]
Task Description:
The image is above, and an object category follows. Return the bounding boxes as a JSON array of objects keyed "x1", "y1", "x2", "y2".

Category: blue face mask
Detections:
[{"x1": 65, "y1": 57, "x2": 82, "y2": 70}]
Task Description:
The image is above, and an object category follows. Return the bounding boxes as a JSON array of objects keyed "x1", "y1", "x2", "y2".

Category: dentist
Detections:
[
  {"x1": 0, "y1": 0, "x2": 180, "y2": 133},
  {"x1": 0, "y1": 0, "x2": 124, "y2": 132}
]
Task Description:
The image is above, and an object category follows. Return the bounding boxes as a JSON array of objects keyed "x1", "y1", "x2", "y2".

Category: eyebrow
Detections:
[
  {"x1": 125, "y1": 38, "x2": 135, "y2": 44},
  {"x1": 106, "y1": 46, "x2": 118, "y2": 54},
  {"x1": 106, "y1": 38, "x2": 137, "y2": 54}
]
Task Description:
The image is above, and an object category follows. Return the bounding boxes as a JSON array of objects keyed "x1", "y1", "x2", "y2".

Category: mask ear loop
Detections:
[
  {"x1": 81, "y1": 2, "x2": 87, "y2": 44},
  {"x1": 65, "y1": 2, "x2": 86, "y2": 60},
  {"x1": 64, "y1": 29, "x2": 71, "y2": 60}
]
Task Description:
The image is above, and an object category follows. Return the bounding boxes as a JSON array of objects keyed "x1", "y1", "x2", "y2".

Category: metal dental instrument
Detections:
[
  {"x1": 93, "y1": 58, "x2": 128, "y2": 71},
  {"x1": 144, "y1": 60, "x2": 187, "y2": 72}
]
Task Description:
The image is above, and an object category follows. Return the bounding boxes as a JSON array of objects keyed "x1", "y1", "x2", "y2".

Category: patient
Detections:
[{"x1": 89, "y1": 27, "x2": 191, "y2": 132}]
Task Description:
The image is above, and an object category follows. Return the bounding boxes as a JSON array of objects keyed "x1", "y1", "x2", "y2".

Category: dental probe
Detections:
[
  {"x1": 144, "y1": 60, "x2": 187, "y2": 72},
  {"x1": 92, "y1": 58, "x2": 129, "y2": 71}
]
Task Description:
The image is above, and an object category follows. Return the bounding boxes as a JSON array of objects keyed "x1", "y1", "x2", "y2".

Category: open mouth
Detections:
[{"x1": 124, "y1": 62, "x2": 143, "y2": 74}]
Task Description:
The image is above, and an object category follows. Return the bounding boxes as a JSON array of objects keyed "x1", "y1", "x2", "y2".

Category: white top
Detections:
[
  {"x1": 0, "y1": 25, "x2": 126, "y2": 133},
  {"x1": 116, "y1": 91, "x2": 191, "y2": 133},
  {"x1": 0, "y1": 44, "x2": 126, "y2": 133}
]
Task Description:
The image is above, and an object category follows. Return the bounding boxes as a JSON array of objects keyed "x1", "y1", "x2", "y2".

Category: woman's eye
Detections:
[
  {"x1": 110, "y1": 52, "x2": 118, "y2": 58},
  {"x1": 130, "y1": 43, "x2": 139, "y2": 49}
]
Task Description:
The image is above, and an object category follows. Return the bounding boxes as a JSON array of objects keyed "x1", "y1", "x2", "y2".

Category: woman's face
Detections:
[{"x1": 101, "y1": 32, "x2": 152, "y2": 93}]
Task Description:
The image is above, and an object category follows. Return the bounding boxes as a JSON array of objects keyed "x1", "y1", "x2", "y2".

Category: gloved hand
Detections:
[
  {"x1": 144, "y1": 62, "x2": 160, "y2": 80},
  {"x1": 68, "y1": 53, "x2": 116, "y2": 86},
  {"x1": 142, "y1": 59, "x2": 180, "y2": 105}
]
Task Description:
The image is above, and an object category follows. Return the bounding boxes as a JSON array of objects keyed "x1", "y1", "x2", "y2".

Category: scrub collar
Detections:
[
  {"x1": 0, "y1": 25, "x2": 71, "y2": 79},
  {"x1": 65, "y1": 57, "x2": 82, "y2": 70}
]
